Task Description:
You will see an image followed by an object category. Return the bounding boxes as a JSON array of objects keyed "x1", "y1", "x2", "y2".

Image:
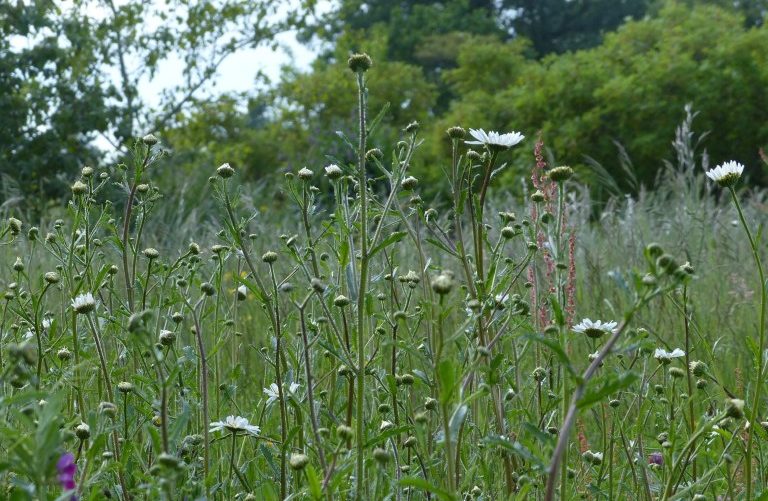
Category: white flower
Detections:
[
  {"x1": 654, "y1": 348, "x2": 686, "y2": 363},
  {"x1": 263, "y1": 382, "x2": 300, "y2": 405},
  {"x1": 42, "y1": 318, "x2": 52, "y2": 330},
  {"x1": 465, "y1": 128, "x2": 525, "y2": 150},
  {"x1": 592, "y1": 451, "x2": 604, "y2": 462},
  {"x1": 705, "y1": 160, "x2": 744, "y2": 187},
  {"x1": 71, "y1": 292, "x2": 97, "y2": 314},
  {"x1": 380, "y1": 420, "x2": 394, "y2": 432},
  {"x1": 209, "y1": 415, "x2": 260, "y2": 436},
  {"x1": 572, "y1": 319, "x2": 618, "y2": 339}
]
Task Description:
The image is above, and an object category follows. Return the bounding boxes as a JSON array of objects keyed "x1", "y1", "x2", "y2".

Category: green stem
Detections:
[
  {"x1": 730, "y1": 187, "x2": 766, "y2": 501},
  {"x1": 354, "y1": 70, "x2": 369, "y2": 501}
]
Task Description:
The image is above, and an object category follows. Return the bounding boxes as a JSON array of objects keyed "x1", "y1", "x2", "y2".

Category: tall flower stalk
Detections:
[
  {"x1": 348, "y1": 52, "x2": 372, "y2": 499},
  {"x1": 706, "y1": 160, "x2": 765, "y2": 500}
]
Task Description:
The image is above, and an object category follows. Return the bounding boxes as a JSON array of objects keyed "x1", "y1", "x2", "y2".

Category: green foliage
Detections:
[{"x1": 438, "y1": 2, "x2": 768, "y2": 191}]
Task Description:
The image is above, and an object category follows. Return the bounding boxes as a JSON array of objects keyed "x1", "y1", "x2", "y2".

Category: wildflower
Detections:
[
  {"x1": 337, "y1": 424, "x2": 353, "y2": 440},
  {"x1": 446, "y1": 126, "x2": 466, "y2": 139},
  {"x1": 143, "y1": 248, "x2": 159, "y2": 259},
  {"x1": 263, "y1": 382, "x2": 300, "y2": 405},
  {"x1": 373, "y1": 447, "x2": 391, "y2": 464},
  {"x1": 8, "y1": 217, "x2": 22, "y2": 235},
  {"x1": 573, "y1": 319, "x2": 618, "y2": 339},
  {"x1": 71, "y1": 292, "x2": 96, "y2": 314},
  {"x1": 726, "y1": 398, "x2": 745, "y2": 419},
  {"x1": 289, "y1": 453, "x2": 310, "y2": 470},
  {"x1": 705, "y1": 160, "x2": 744, "y2": 187},
  {"x1": 548, "y1": 165, "x2": 574, "y2": 182},
  {"x1": 297, "y1": 167, "x2": 313, "y2": 180},
  {"x1": 430, "y1": 273, "x2": 454, "y2": 295},
  {"x1": 71, "y1": 180, "x2": 88, "y2": 195},
  {"x1": 209, "y1": 415, "x2": 260, "y2": 436},
  {"x1": 216, "y1": 163, "x2": 235, "y2": 178},
  {"x1": 380, "y1": 420, "x2": 394, "y2": 432},
  {"x1": 401, "y1": 176, "x2": 418, "y2": 190},
  {"x1": 348, "y1": 53, "x2": 373, "y2": 73},
  {"x1": 325, "y1": 164, "x2": 343, "y2": 179},
  {"x1": 654, "y1": 348, "x2": 685, "y2": 364},
  {"x1": 690, "y1": 360, "x2": 708, "y2": 377},
  {"x1": 159, "y1": 330, "x2": 176, "y2": 346},
  {"x1": 57, "y1": 452, "x2": 77, "y2": 491},
  {"x1": 142, "y1": 133, "x2": 159, "y2": 146},
  {"x1": 75, "y1": 423, "x2": 91, "y2": 440},
  {"x1": 648, "y1": 452, "x2": 663, "y2": 466},
  {"x1": 334, "y1": 295, "x2": 350, "y2": 307},
  {"x1": 44, "y1": 272, "x2": 60, "y2": 284},
  {"x1": 236, "y1": 285, "x2": 247, "y2": 301},
  {"x1": 465, "y1": 128, "x2": 525, "y2": 151}
]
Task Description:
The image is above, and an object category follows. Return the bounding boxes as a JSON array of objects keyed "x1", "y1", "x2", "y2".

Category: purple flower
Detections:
[
  {"x1": 57, "y1": 452, "x2": 77, "y2": 491},
  {"x1": 648, "y1": 452, "x2": 663, "y2": 466}
]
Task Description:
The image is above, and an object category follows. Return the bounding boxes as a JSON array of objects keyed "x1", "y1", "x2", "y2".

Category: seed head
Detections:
[
  {"x1": 404, "y1": 121, "x2": 419, "y2": 134},
  {"x1": 289, "y1": 453, "x2": 310, "y2": 470},
  {"x1": 262, "y1": 251, "x2": 278, "y2": 263},
  {"x1": 401, "y1": 176, "x2": 418, "y2": 190},
  {"x1": 75, "y1": 423, "x2": 91, "y2": 440},
  {"x1": 337, "y1": 424, "x2": 353, "y2": 440},
  {"x1": 57, "y1": 347, "x2": 72, "y2": 361},
  {"x1": 142, "y1": 134, "x2": 159, "y2": 146},
  {"x1": 689, "y1": 360, "x2": 707, "y2": 377},
  {"x1": 531, "y1": 190, "x2": 545, "y2": 203},
  {"x1": 8, "y1": 217, "x2": 22, "y2": 235},
  {"x1": 430, "y1": 273, "x2": 453, "y2": 295},
  {"x1": 216, "y1": 163, "x2": 235, "y2": 178},
  {"x1": 446, "y1": 126, "x2": 466, "y2": 139},
  {"x1": 325, "y1": 164, "x2": 343, "y2": 179},
  {"x1": 118, "y1": 381, "x2": 134, "y2": 393},
  {"x1": 201, "y1": 282, "x2": 216, "y2": 296},
  {"x1": 348, "y1": 53, "x2": 373, "y2": 73},
  {"x1": 548, "y1": 166, "x2": 574, "y2": 182},
  {"x1": 143, "y1": 248, "x2": 159, "y2": 259},
  {"x1": 725, "y1": 398, "x2": 745, "y2": 419},
  {"x1": 44, "y1": 272, "x2": 60, "y2": 284},
  {"x1": 334, "y1": 295, "x2": 350, "y2": 307},
  {"x1": 71, "y1": 181, "x2": 88, "y2": 195}
]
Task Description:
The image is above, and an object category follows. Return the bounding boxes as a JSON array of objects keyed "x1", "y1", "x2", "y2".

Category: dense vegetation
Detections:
[{"x1": 1, "y1": 53, "x2": 768, "y2": 500}]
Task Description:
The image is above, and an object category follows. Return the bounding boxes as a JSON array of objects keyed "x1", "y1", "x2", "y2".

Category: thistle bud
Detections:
[
  {"x1": 216, "y1": 163, "x2": 235, "y2": 178},
  {"x1": 446, "y1": 126, "x2": 466, "y2": 139},
  {"x1": 75, "y1": 423, "x2": 91, "y2": 440},
  {"x1": 289, "y1": 453, "x2": 310, "y2": 470},
  {"x1": 348, "y1": 53, "x2": 373, "y2": 73}
]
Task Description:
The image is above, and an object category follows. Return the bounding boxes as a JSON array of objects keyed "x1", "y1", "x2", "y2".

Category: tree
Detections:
[
  {"x1": 437, "y1": 2, "x2": 768, "y2": 191},
  {"x1": 0, "y1": 0, "x2": 299, "y2": 206}
]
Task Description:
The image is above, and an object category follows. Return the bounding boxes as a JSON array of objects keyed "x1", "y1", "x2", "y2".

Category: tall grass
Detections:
[{"x1": 0, "y1": 56, "x2": 765, "y2": 501}]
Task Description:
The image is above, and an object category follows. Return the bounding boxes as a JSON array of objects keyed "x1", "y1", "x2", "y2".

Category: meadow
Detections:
[{"x1": 1, "y1": 54, "x2": 766, "y2": 500}]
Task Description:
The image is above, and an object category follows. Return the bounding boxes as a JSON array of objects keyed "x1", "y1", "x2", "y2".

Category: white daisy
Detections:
[
  {"x1": 263, "y1": 382, "x2": 300, "y2": 405},
  {"x1": 705, "y1": 160, "x2": 744, "y2": 187},
  {"x1": 654, "y1": 348, "x2": 686, "y2": 364},
  {"x1": 209, "y1": 415, "x2": 260, "y2": 436},
  {"x1": 572, "y1": 319, "x2": 618, "y2": 339},
  {"x1": 71, "y1": 292, "x2": 97, "y2": 314},
  {"x1": 465, "y1": 128, "x2": 525, "y2": 151}
]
